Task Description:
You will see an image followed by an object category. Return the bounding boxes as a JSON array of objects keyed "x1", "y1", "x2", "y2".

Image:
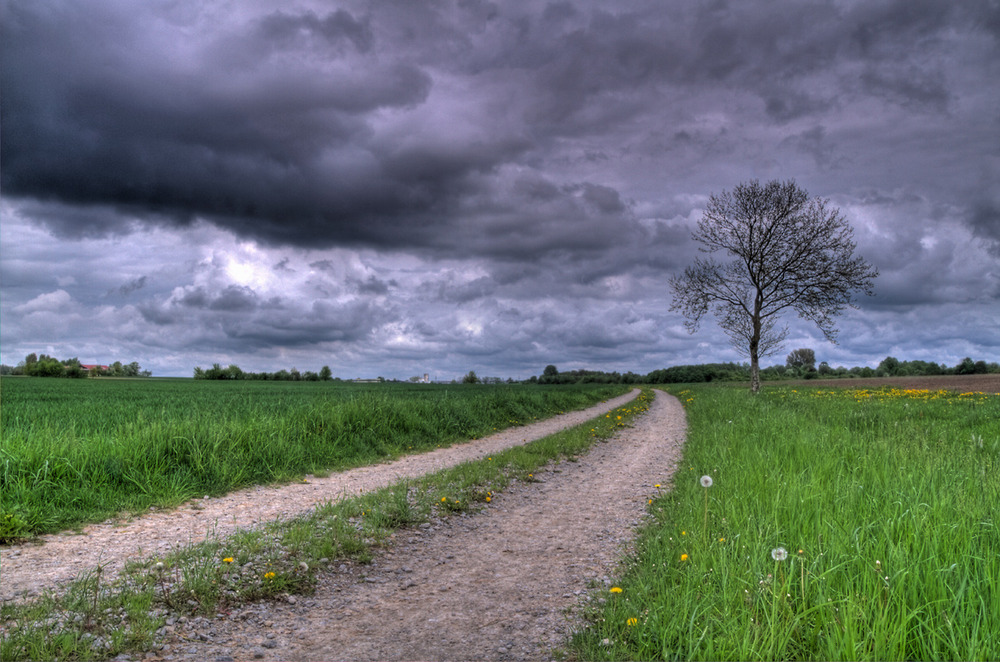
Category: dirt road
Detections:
[{"x1": 158, "y1": 389, "x2": 686, "y2": 661}]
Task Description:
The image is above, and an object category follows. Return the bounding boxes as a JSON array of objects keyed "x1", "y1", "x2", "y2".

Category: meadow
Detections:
[
  {"x1": 572, "y1": 384, "x2": 1000, "y2": 661},
  {"x1": 0, "y1": 377, "x2": 628, "y2": 540}
]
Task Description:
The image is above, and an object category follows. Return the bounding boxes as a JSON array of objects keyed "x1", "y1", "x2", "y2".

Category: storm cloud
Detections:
[{"x1": 2, "y1": 0, "x2": 998, "y2": 378}]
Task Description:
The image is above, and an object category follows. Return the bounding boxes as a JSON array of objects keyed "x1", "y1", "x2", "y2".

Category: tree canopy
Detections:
[{"x1": 786, "y1": 348, "x2": 817, "y2": 372}]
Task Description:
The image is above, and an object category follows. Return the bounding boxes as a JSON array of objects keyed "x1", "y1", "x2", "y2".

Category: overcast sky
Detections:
[{"x1": 2, "y1": 0, "x2": 998, "y2": 380}]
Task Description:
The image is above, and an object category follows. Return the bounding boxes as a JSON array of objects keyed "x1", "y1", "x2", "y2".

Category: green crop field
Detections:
[
  {"x1": 0, "y1": 377, "x2": 628, "y2": 540},
  {"x1": 572, "y1": 384, "x2": 1000, "y2": 661}
]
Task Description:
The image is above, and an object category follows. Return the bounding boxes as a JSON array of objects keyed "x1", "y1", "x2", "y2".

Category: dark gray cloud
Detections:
[
  {"x1": 968, "y1": 200, "x2": 1000, "y2": 256},
  {"x1": 138, "y1": 282, "x2": 390, "y2": 350},
  {"x1": 115, "y1": 276, "x2": 148, "y2": 297},
  {"x1": 5, "y1": 0, "x2": 995, "y2": 254},
  {"x1": 1, "y1": 0, "x2": 998, "y2": 377}
]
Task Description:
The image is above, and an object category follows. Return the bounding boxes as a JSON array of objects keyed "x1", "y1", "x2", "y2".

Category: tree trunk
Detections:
[{"x1": 750, "y1": 306, "x2": 762, "y2": 393}]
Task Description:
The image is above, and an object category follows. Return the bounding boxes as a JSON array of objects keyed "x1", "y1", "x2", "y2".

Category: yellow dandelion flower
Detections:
[
  {"x1": 486, "y1": 496, "x2": 491, "y2": 502},
  {"x1": 610, "y1": 586, "x2": 623, "y2": 594},
  {"x1": 264, "y1": 572, "x2": 276, "y2": 580},
  {"x1": 627, "y1": 617, "x2": 638, "y2": 626},
  {"x1": 223, "y1": 557, "x2": 234, "y2": 564},
  {"x1": 681, "y1": 530, "x2": 686, "y2": 536},
  {"x1": 441, "y1": 497, "x2": 448, "y2": 502},
  {"x1": 680, "y1": 554, "x2": 689, "y2": 562},
  {"x1": 719, "y1": 538, "x2": 725, "y2": 543}
]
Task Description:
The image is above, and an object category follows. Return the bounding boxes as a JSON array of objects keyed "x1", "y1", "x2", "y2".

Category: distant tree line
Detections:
[
  {"x1": 459, "y1": 371, "x2": 516, "y2": 384},
  {"x1": 760, "y1": 350, "x2": 999, "y2": 381},
  {"x1": 193, "y1": 363, "x2": 333, "y2": 381},
  {"x1": 527, "y1": 364, "x2": 647, "y2": 385},
  {"x1": 526, "y1": 354, "x2": 999, "y2": 386},
  {"x1": 645, "y1": 363, "x2": 750, "y2": 384},
  {"x1": 0, "y1": 354, "x2": 149, "y2": 378}
]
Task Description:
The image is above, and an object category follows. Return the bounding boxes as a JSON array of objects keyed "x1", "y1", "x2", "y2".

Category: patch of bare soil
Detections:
[
  {"x1": 154, "y1": 390, "x2": 686, "y2": 662},
  {"x1": 1, "y1": 390, "x2": 641, "y2": 604}
]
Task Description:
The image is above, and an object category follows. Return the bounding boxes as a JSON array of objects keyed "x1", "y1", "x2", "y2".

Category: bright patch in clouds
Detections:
[
  {"x1": 15, "y1": 290, "x2": 73, "y2": 314},
  {"x1": 224, "y1": 246, "x2": 275, "y2": 290}
]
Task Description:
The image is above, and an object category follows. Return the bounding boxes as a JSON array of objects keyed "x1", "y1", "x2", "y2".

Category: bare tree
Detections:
[{"x1": 670, "y1": 180, "x2": 877, "y2": 392}]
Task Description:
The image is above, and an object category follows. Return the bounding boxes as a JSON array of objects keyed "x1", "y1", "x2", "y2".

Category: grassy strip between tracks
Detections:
[
  {"x1": 571, "y1": 384, "x2": 1000, "y2": 661},
  {"x1": 1, "y1": 390, "x2": 651, "y2": 662}
]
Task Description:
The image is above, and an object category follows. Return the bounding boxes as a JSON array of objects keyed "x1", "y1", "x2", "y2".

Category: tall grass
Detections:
[
  {"x1": 572, "y1": 385, "x2": 1000, "y2": 661},
  {"x1": 0, "y1": 378, "x2": 627, "y2": 539}
]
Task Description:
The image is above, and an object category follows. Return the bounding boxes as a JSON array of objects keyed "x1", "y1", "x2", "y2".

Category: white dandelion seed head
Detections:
[
  {"x1": 771, "y1": 547, "x2": 788, "y2": 562},
  {"x1": 700, "y1": 475, "x2": 713, "y2": 488}
]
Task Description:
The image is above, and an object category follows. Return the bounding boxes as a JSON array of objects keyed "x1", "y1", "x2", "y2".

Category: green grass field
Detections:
[
  {"x1": 0, "y1": 378, "x2": 628, "y2": 540},
  {"x1": 572, "y1": 384, "x2": 1000, "y2": 661}
]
